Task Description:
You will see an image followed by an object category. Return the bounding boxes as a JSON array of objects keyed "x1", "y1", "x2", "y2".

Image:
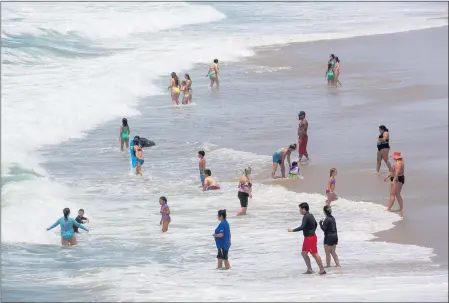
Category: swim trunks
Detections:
[
  {"x1": 390, "y1": 175, "x2": 405, "y2": 184},
  {"x1": 272, "y1": 151, "x2": 282, "y2": 164},
  {"x1": 217, "y1": 248, "x2": 229, "y2": 260},
  {"x1": 298, "y1": 135, "x2": 308, "y2": 155},
  {"x1": 207, "y1": 185, "x2": 220, "y2": 190},
  {"x1": 302, "y1": 235, "x2": 318, "y2": 254},
  {"x1": 289, "y1": 173, "x2": 298, "y2": 178},
  {"x1": 324, "y1": 233, "x2": 338, "y2": 246},
  {"x1": 200, "y1": 170, "x2": 205, "y2": 183},
  {"x1": 238, "y1": 191, "x2": 249, "y2": 208},
  {"x1": 137, "y1": 158, "x2": 144, "y2": 165}
]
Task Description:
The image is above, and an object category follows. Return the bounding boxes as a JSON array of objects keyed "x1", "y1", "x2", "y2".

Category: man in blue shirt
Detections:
[{"x1": 212, "y1": 209, "x2": 231, "y2": 270}]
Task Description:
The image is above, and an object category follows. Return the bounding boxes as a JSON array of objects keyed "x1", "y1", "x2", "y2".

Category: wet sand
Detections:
[{"x1": 249, "y1": 26, "x2": 448, "y2": 265}]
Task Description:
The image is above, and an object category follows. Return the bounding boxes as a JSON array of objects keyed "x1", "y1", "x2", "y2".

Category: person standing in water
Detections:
[
  {"x1": 159, "y1": 196, "x2": 171, "y2": 233},
  {"x1": 134, "y1": 139, "x2": 144, "y2": 176},
  {"x1": 212, "y1": 209, "x2": 231, "y2": 270},
  {"x1": 325, "y1": 63, "x2": 335, "y2": 87},
  {"x1": 384, "y1": 152, "x2": 405, "y2": 212},
  {"x1": 376, "y1": 125, "x2": 392, "y2": 173},
  {"x1": 119, "y1": 118, "x2": 131, "y2": 151},
  {"x1": 297, "y1": 111, "x2": 310, "y2": 163},
  {"x1": 169, "y1": 72, "x2": 180, "y2": 105},
  {"x1": 319, "y1": 205, "x2": 340, "y2": 268},
  {"x1": 47, "y1": 208, "x2": 89, "y2": 246},
  {"x1": 198, "y1": 150, "x2": 206, "y2": 187},
  {"x1": 334, "y1": 57, "x2": 342, "y2": 87},
  {"x1": 73, "y1": 208, "x2": 89, "y2": 233},
  {"x1": 288, "y1": 202, "x2": 326, "y2": 275},
  {"x1": 237, "y1": 167, "x2": 252, "y2": 216},
  {"x1": 203, "y1": 169, "x2": 220, "y2": 191},
  {"x1": 272, "y1": 144, "x2": 297, "y2": 179},
  {"x1": 185, "y1": 74, "x2": 193, "y2": 103},
  {"x1": 206, "y1": 59, "x2": 219, "y2": 88},
  {"x1": 325, "y1": 168, "x2": 338, "y2": 206}
]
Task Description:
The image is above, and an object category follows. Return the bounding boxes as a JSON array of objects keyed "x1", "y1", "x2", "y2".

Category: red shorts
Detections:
[
  {"x1": 298, "y1": 135, "x2": 308, "y2": 155},
  {"x1": 302, "y1": 235, "x2": 318, "y2": 254}
]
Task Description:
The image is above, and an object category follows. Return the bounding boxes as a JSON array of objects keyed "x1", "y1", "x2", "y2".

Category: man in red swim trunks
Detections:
[
  {"x1": 288, "y1": 202, "x2": 326, "y2": 275},
  {"x1": 297, "y1": 111, "x2": 310, "y2": 163}
]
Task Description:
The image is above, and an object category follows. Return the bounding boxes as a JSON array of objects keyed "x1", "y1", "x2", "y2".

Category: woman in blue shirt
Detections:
[
  {"x1": 47, "y1": 208, "x2": 89, "y2": 246},
  {"x1": 212, "y1": 209, "x2": 231, "y2": 270}
]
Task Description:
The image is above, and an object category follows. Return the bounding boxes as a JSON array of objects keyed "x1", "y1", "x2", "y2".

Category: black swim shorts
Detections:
[{"x1": 217, "y1": 248, "x2": 229, "y2": 260}]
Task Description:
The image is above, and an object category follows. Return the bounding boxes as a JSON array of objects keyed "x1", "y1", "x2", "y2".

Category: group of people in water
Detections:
[
  {"x1": 326, "y1": 54, "x2": 342, "y2": 87},
  {"x1": 46, "y1": 56, "x2": 406, "y2": 276}
]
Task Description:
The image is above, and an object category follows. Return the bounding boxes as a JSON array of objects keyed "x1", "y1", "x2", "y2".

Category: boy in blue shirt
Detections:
[{"x1": 212, "y1": 209, "x2": 231, "y2": 270}]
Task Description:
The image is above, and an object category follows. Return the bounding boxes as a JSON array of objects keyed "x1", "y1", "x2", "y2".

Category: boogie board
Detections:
[{"x1": 130, "y1": 140, "x2": 137, "y2": 168}]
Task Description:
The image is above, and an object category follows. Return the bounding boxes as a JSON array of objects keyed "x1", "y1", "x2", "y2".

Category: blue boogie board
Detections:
[{"x1": 130, "y1": 140, "x2": 137, "y2": 168}]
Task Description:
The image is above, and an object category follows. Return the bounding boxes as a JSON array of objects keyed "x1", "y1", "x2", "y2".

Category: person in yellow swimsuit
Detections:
[{"x1": 169, "y1": 72, "x2": 180, "y2": 105}]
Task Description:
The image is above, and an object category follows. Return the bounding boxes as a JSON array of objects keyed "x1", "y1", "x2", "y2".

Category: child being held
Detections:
[{"x1": 288, "y1": 161, "x2": 301, "y2": 179}]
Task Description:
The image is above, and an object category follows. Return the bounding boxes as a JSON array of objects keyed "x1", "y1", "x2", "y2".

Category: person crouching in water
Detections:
[
  {"x1": 237, "y1": 167, "x2": 252, "y2": 216},
  {"x1": 319, "y1": 205, "x2": 340, "y2": 268},
  {"x1": 212, "y1": 209, "x2": 231, "y2": 270},
  {"x1": 47, "y1": 208, "x2": 89, "y2": 246},
  {"x1": 203, "y1": 169, "x2": 220, "y2": 191},
  {"x1": 133, "y1": 138, "x2": 144, "y2": 176},
  {"x1": 288, "y1": 202, "x2": 326, "y2": 275},
  {"x1": 325, "y1": 168, "x2": 338, "y2": 206},
  {"x1": 159, "y1": 196, "x2": 171, "y2": 233},
  {"x1": 289, "y1": 161, "x2": 301, "y2": 179}
]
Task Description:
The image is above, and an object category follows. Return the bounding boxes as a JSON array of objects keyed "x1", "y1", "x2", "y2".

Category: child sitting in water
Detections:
[
  {"x1": 203, "y1": 169, "x2": 220, "y2": 191},
  {"x1": 73, "y1": 209, "x2": 89, "y2": 233},
  {"x1": 289, "y1": 162, "x2": 300, "y2": 178},
  {"x1": 180, "y1": 80, "x2": 190, "y2": 104},
  {"x1": 159, "y1": 196, "x2": 171, "y2": 233}
]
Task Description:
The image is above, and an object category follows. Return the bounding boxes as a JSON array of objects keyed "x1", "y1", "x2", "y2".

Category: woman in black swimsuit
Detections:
[
  {"x1": 376, "y1": 125, "x2": 392, "y2": 173},
  {"x1": 319, "y1": 205, "x2": 340, "y2": 268},
  {"x1": 237, "y1": 167, "x2": 252, "y2": 216}
]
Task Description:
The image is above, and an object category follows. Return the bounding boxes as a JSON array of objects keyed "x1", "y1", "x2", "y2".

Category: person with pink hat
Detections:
[{"x1": 384, "y1": 151, "x2": 405, "y2": 212}]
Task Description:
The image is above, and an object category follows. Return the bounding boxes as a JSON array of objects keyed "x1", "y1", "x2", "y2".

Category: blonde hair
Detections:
[
  {"x1": 243, "y1": 167, "x2": 252, "y2": 177},
  {"x1": 330, "y1": 168, "x2": 337, "y2": 177}
]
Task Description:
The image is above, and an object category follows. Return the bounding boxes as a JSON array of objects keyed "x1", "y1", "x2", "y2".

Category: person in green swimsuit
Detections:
[
  {"x1": 325, "y1": 63, "x2": 335, "y2": 87},
  {"x1": 206, "y1": 59, "x2": 219, "y2": 88},
  {"x1": 120, "y1": 118, "x2": 131, "y2": 151}
]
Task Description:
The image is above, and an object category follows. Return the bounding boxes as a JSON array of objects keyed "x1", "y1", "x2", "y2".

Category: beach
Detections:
[
  {"x1": 248, "y1": 26, "x2": 449, "y2": 265},
  {"x1": 1, "y1": 2, "x2": 448, "y2": 302}
]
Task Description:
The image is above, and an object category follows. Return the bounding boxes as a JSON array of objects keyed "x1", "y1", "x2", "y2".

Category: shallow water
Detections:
[{"x1": 1, "y1": 2, "x2": 448, "y2": 302}]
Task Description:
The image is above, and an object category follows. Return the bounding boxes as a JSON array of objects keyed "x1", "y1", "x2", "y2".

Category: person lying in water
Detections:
[{"x1": 203, "y1": 169, "x2": 220, "y2": 191}]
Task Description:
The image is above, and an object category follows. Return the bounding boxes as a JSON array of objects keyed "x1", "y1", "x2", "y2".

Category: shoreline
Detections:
[{"x1": 248, "y1": 26, "x2": 448, "y2": 265}]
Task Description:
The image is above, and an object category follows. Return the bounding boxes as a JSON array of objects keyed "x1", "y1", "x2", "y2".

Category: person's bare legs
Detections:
[
  {"x1": 70, "y1": 234, "x2": 77, "y2": 246},
  {"x1": 61, "y1": 237, "x2": 70, "y2": 246},
  {"x1": 215, "y1": 76, "x2": 220, "y2": 88},
  {"x1": 271, "y1": 163, "x2": 278, "y2": 178},
  {"x1": 376, "y1": 151, "x2": 382, "y2": 173},
  {"x1": 217, "y1": 258, "x2": 223, "y2": 269},
  {"x1": 124, "y1": 139, "x2": 129, "y2": 149},
  {"x1": 330, "y1": 245, "x2": 340, "y2": 267},
  {"x1": 324, "y1": 244, "x2": 331, "y2": 267},
  {"x1": 387, "y1": 182, "x2": 396, "y2": 211},
  {"x1": 395, "y1": 183, "x2": 404, "y2": 211},
  {"x1": 224, "y1": 259, "x2": 230, "y2": 270},
  {"x1": 237, "y1": 207, "x2": 247, "y2": 216},
  {"x1": 380, "y1": 149, "x2": 392, "y2": 172},
  {"x1": 311, "y1": 253, "x2": 326, "y2": 274},
  {"x1": 120, "y1": 139, "x2": 125, "y2": 151},
  {"x1": 210, "y1": 77, "x2": 215, "y2": 88},
  {"x1": 280, "y1": 163, "x2": 286, "y2": 178},
  {"x1": 162, "y1": 220, "x2": 169, "y2": 232},
  {"x1": 301, "y1": 251, "x2": 313, "y2": 273}
]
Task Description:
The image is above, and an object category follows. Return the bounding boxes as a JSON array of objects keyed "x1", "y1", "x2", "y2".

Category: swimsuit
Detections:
[
  {"x1": 326, "y1": 179, "x2": 336, "y2": 194},
  {"x1": 161, "y1": 204, "x2": 171, "y2": 221},
  {"x1": 121, "y1": 126, "x2": 129, "y2": 140},
  {"x1": 207, "y1": 185, "x2": 220, "y2": 190},
  {"x1": 208, "y1": 72, "x2": 215, "y2": 79},
  {"x1": 272, "y1": 149, "x2": 283, "y2": 164},
  {"x1": 47, "y1": 217, "x2": 88, "y2": 240},
  {"x1": 289, "y1": 167, "x2": 299, "y2": 178},
  {"x1": 172, "y1": 87, "x2": 180, "y2": 94},
  {"x1": 390, "y1": 175, "x2": 405, "y2": 184},
  {"x1": 199, "y1": 169, "x2": 205, "y2": 183},
  {"x1": 238, "y1": 181, "x2": 252, "y2": 208},
  {"x1": 327, "y1": 70, "x2": 334, "y2": 79},
  {"x1": 377, "y1": 134, "x2": 390, "y2": 151}
]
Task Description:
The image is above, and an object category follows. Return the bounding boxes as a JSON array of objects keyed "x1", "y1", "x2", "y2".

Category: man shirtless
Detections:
[
  {"x1": 203, "y1": 169, "x2": 221, "y2": 191},
  {"x1": 297, "y1": 111, "x2": 310, "y2": 163}
]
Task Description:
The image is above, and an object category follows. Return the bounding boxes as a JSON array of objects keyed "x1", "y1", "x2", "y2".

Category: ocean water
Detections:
[{"x1": 1, "y1": 2, "x2": 448, "y2": 302}]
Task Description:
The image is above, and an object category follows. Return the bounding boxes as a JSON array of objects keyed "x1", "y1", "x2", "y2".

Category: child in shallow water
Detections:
[
  {"x1": 289, "y1": 161, "x2": 300, "y2": 178},
  {"x1": 180, "y1": 80, "x2": 190, "y2": 104},
  {"x1": 159, "y1": 196, "x2": 171, "y2": 233}
]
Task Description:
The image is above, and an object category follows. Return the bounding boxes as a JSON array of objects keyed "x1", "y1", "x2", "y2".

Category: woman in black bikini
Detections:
[
  {"x1": 384, "y1": 151, "x2": 405, "y2": 212},
  {"x1": 376, "y1": 125, "x2": 392, "y2": 173}
]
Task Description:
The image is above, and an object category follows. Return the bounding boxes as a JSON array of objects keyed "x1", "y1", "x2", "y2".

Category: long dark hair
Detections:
[
  {"x1": 379, "y1": 125, "x2": 389, "y2": 132},
  {"x1": 63, "y1": 208, "x2": 70, "y2": 220},
  {"x1": 335, "y1": 57, "x2": 340, "y2": 63},
  {"x1": 171, "y1": 72, "x2": 179, "y2": 86},
  {"x1": 122, "y1": 118, "x2": 128, "y2": 127}
]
